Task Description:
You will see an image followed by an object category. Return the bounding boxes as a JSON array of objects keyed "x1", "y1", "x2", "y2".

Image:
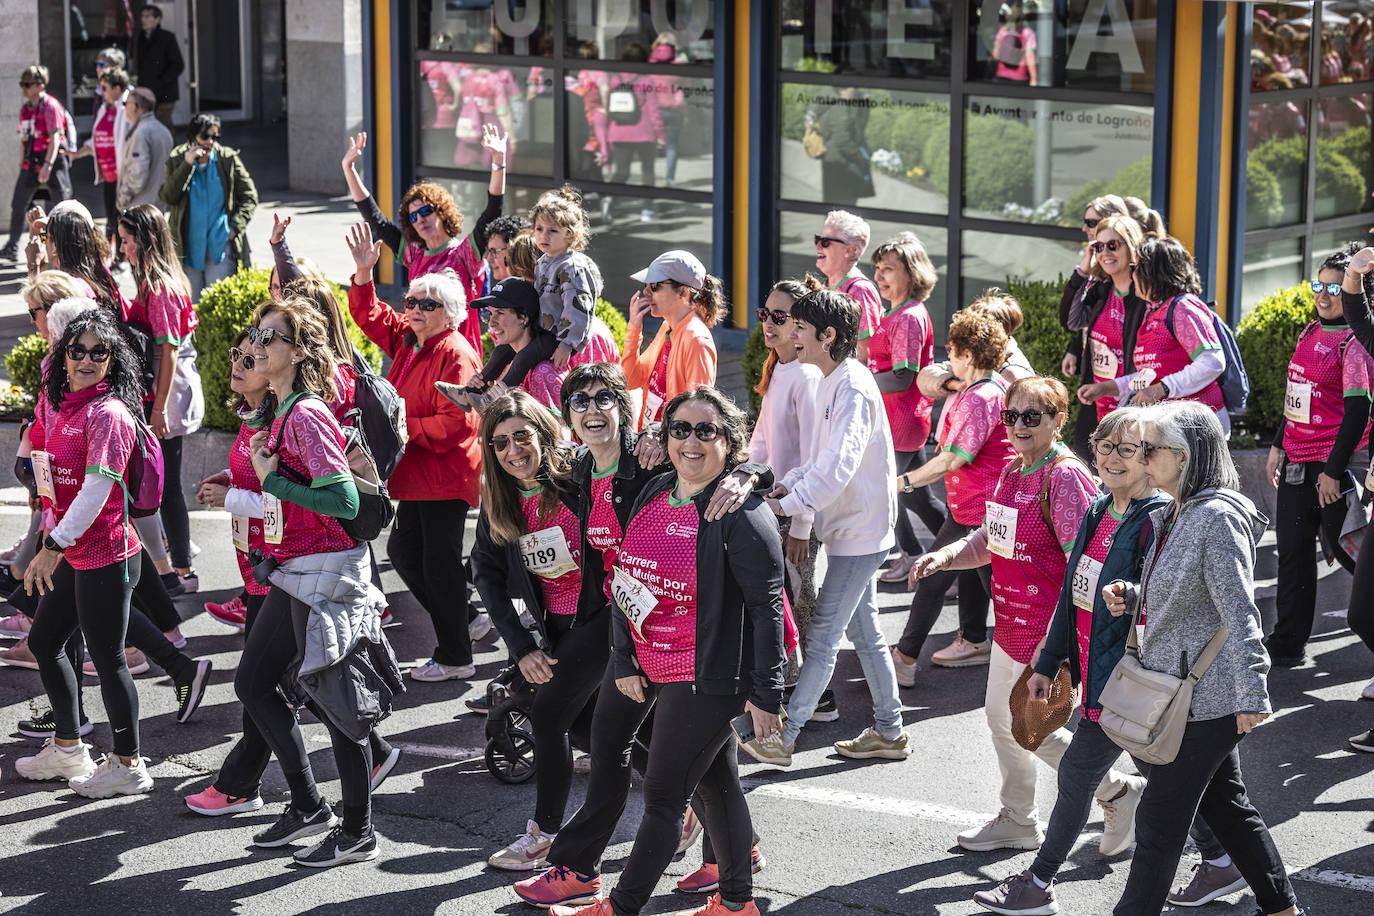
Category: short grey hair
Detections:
[
  {"x1": 1092, "y1": 405, "x2": 1143, "y2": 444},
  {"x1": 407, "y1": 268, "x2": 467, "y2": 331},
  {"x1": 1142, "y1": 401, "x2": 1239, "y2": 503},
  {"x1": 96, "y1": 47, "x2": 126, "y2": 69},
  {"x1": 47, "y1": 297, "x2": 99, "y2": 343},
  {"x1": 824, "y1": 209, "x2": 871, "y2": 260}
]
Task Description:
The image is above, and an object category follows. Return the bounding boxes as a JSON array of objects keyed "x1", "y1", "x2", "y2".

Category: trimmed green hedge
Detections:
[
  {"x1": 1235, "y1": 282, "x2": 1315, "y2": 440},
  {"x1": 4, "y1": 332, "x2": 47, "y2": 410},
  {"x1": 196, "y1": 268, "x2": 382, "y2": 432},
  {"x1": 742, "y1": 322, "x2": 769, "y2": 415}
]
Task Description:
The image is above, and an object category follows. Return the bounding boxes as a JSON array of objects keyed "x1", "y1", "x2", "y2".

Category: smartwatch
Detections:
[{"x1": 43, "y1": 533, "x2": 66, "y2": 553}]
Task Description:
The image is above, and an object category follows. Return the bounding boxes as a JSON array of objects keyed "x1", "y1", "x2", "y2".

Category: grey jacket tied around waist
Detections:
[
  {"x1": 1125, "y1": 487, "x2": 1272, "y2": 721},
  {"x1": 268, "y1": 542, "x2": 385, "y2": 677}
]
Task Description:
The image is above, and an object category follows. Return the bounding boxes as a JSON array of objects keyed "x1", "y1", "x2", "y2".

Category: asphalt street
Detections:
[{"x1": 0, "y1": 504, "x2": 1370, "y2": 915}]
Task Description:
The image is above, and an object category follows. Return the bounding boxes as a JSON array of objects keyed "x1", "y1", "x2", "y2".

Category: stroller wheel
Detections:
[
  {"x1": 504, "y1": 708, "x2": 532, "y2": 734},
  {"x1": 486, "y1": 727, "x2": 537, "y2": 784}
]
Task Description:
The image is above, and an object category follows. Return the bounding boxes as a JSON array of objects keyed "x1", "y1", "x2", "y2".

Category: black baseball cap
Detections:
[{"x1": 474, "y1": 278, "x2": 540, "y2": 324}]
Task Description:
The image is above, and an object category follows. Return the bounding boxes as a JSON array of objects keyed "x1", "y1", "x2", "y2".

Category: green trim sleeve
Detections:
[{"x1": 263, "y1": 472, "x2": 360, "y2": 520}]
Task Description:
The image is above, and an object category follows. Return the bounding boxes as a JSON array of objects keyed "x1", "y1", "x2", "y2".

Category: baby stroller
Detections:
[{"x1": 482, "y1": 664, "x2": 596, "y2": 784}]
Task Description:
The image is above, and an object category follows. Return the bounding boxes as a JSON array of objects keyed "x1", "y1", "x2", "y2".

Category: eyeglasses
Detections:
[
  {"x1": 756, "y1": 307, "x2": 791, "y2": 326},
  {"x1": 66, "y1": 343, "x2": 111, "y2": 363},
  {"x1": 246, "y1": 326, "x2": 295, "y2": 347},
  {"x1": 18, "y1": 81, "x2": 35, "y2": 88},
  {"x1": 486, "y1": 245, "x2": 508, "y2": 258},
  {"x1": 229, "y1": 347, "x2": 256, "y2": 370},
  {"x1": 1093, "y1": 439, "x2": 1140, "y2": 459},
  {"x1": 1000, "y1": 409, "x2": 1047, "y2": 428},
  {"x1": 490, "y1": 429, "x2": 535, "y2": 451},
  {"x1": 199, "y1": 133, "x2": 220, "y2": 142},
  {"x1": 27, "y1": 304, "x2": 49, "y2": 320},
  {"x1": 814, "y1": 235, "x2": 848, "y2": 249},
  {"x1": 1311, "y1": 280, "x2": 1343, "y2": 296},
  {"x1": 404, "y1": 296, "x2": 443, "y2": 312},
  {"x1": 1082, "y1": 216, "x2": 1102, "y2": 229},
  {"x1": 1090, "y1": 239, "x2": 1124, "y2": 254},
  {"x1": 1140, "y1": 441, "x2": 1182, "y2": 461},
  {"x1": 667, "y1": 420, "x2": 724, "y2": 442},
  {"x1": 407, "y1": 203, "x2": 436, "y2": 224},
  {"x1": 647, "y1": 280, "x2": 676, "y2": 293},
  {"x1": 569, "y1": 390, "x2": 618, "y2": 413}
]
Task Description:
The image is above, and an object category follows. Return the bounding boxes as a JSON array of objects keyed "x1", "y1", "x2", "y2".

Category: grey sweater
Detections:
[{"x1": 1125, "y1": 488, "x2": 1272, "y2": 720}]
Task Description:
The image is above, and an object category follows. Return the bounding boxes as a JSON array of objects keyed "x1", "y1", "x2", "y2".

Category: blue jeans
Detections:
[
  {"x1": 184, "y1": 240, "x2": 235, "y2": 300},
  {"x1": 782, "y1": 548, "x2": 902, "y2": 745}
]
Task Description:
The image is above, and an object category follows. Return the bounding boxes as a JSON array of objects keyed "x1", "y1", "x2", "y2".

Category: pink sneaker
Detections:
[
  {"x1": 0, "y1": 612, "x2": 32, "y2": 638},
  {"x1": 675, "y1": 847, "x2": 766, "y2": 894},
  {"x1": 204, "y1": 596, "x2": 247, "y2": 631},
  {"x1": 515, "y1": 865, "x2": 603, "y2": 909},
  {"x1": 185, "y1": 785, "x2": 265, "y2": 816},
  {"x1": 930, "y1": 636, "x2": 991, "y2": 668},
  {"x1": 548, "y1": 900, "x2": 614, "y2": 916},
  {"x1": 671, "y1": 893, "x2": 760, "y2": 916},
  {"x1": 82, "y1": 647, "x2": 150, "y2": 677}
]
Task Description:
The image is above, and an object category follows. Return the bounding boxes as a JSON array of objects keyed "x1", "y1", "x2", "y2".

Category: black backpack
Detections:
[
  {"x1": 1163, "y1": 295, "x2": 1251, "y2": 414},
  {"x1": 607, "y1": 76, "x2": 641, "y2": 125},
  {"x1": 349, "y1": 348, "x2": 408, "y2": 480}
]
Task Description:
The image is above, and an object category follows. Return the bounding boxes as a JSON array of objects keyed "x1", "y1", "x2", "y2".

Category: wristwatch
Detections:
[
  {"x1": 1159, "y1": 380, "x2": 1171, "y2": 398},
  {"x1": 42, "y1": 533, "x2": 66, "y2": 553},
  {"x1": 491, "y1": 161, "x2": 506, "y2": 171},
  {"x1": 901, "y1": 473, "x2": 914, "y2": 493}
]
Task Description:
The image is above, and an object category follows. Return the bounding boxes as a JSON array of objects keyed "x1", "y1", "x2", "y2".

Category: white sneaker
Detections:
[
  {"x1": 69, "y1": 754, "x2": 154, "y2": 798},
  {"x1": 890, "y1": 646, "x2": 917, "y2": 688},
  {"x1": 957, "y1": 810, "x2": 1044, "y2": 852},
  {"x1": 931, "y1": 636, "x2": 992, "y2": 668},
  {"x1": 409, "y1": 658, "x2": 476, "y2": 682},
  {"x1": 1361, "y1": 675, "x2": 1374, "y2": 701},
  {"x1": 677, "y1": 805, "x2": 703, "y2": 854},
  {"x1": 1097, "y1": 775, "x2": 1146, "y2": 856},
  {"x1": 469, "y1": 613, "x2": 493, "y2": 642},
  {"x1": 879, "y1": 552, "x2": 915, "y2": 583},
  {"x1": 15, "y1": 738, "x2": 97, "y2": 781},
  {"x1": 488, "y1": 819, "x2": 554, "y2": 871}
]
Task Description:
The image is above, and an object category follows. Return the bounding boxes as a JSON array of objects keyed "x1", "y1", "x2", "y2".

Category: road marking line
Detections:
[
  {"x1": 1290, "y1": 867, "x2": 1374, "y2": 893},
  {"x1": 308, "y1": 733, "x2": 488, "y2": 762}
]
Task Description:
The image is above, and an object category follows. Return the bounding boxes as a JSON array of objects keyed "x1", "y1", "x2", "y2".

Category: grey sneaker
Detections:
[
  {"x1": 834, "y1": 727, "x2": 911, "y2": 760},
  {"x1": 958, "y1": 810, "x2": 1044, "y2": 852},
  {"x1": 293, "y1": 826, "x2": 379, "y2": 868},
  {"x1": 68, "y1": 754, "x2": 154, "y2": 798},
  {"x1": 739, "y1": 731, "x2": 793, "y2": 767},
  {"x1": 973, "y1": 870, "x2": 1059, "y2": 915},
  {"x1": 1166, "y1": 860, "x2": 1247, "y2": 906},
  {"x1": 253, "y1": 801, "x2": 338, "y2": 848},
  {"x1": 1097, "y1": 775, "x2": 1146, "y2": 856}
]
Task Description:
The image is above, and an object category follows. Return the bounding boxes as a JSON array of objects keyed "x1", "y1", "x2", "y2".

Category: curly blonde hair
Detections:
[
  {"x1": 528, "y1": 185, "x2": 591, "y2": 251},
  {"x1": 398, "y1": 181, "x2": 464, "y2": 247},
  {"x1": 251, "y1": 298, "x2": 338, "y2": 402}
]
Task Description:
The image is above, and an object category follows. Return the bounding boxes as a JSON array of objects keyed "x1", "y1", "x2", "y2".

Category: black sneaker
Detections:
[
  {"x1": 292, "y1": 825, "x2": 379, "y2": 868},
  {"x1": 0, "y1": 567, "x2": 22, "y2": 599},
  {"x1": 1349, "y1": 729, "x2": 1374, "y2": 753},
  {"x1": 782, "y1": 686, "x2": 839, "y2": 723},
  {"x1": 1263, "y1": 639, "x2": 1306, "y2": 668},
  {"x1": 252, "y1": 800, "x2": 338, "y2": 848},
  {"x1": 18, "y1": 708, "x2": 94, "y2": 739},
  {"x1": 174, "y1": 659, "x2": 213, "y2": 724},
  {"x1": 0, "y1": 243, "x2": 18, "y2": 262},
  {"x1": 161, "y1": 572, "x2": 186, "y2": 597}
]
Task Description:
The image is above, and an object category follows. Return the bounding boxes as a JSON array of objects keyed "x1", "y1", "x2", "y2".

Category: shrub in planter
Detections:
[
  {"x1": 1235, "y1": 282, "x2": 1314, "y2": 441},
  {"x1": 741, "y1": 322, "x2": 769, "y2": 415},
  {"x1": 1245, "y1": 159, "x2": 1284, "y2": 229},
  {"x1": 195, "y1": 268, "x2": 382, "y2": 432},
  {"x1": 4, "y1": 332, "x2": 48, "y2": 410}
]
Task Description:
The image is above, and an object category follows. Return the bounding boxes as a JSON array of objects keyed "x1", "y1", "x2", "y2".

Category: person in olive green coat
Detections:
[{"x1": 158, "y1": 112, "x2": 257, "y2": 298}]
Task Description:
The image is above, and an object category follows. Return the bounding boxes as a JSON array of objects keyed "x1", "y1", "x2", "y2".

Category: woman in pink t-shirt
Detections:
[{"x1": 815, "y1": 209, "x2": 884, "y2": 366}]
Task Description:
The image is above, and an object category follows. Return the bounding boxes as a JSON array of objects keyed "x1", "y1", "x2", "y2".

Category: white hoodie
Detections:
[{"x1": 779, "y1": 358, "x2": 898, "y2": 555}]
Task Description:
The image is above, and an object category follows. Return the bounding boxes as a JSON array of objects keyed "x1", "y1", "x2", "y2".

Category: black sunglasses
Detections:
[
  {"x1": 229, "y1": 347, "x2": 256, "y2": 370},
  {"x1": 199, "y1": 132, "x2": 221, "y2": 142},
  {"x1": 1090, "y1": 239, "x2": 1124, "y2": 254},
  {"x1": 66, "y1": 343, "x2": 111, "y2": 363},
  {"x1": 1083, "y1": 216, "x2": 1102, "y2": 229},
  {"x1": 646, "y1": 280, "x2": 676, "y2": 293},
  {"x1": 407, "y1": 203, "x2": 436, "y2": 224},
  {"x1": 246, "y1": 326, "x2": 295, "y2": 347},
  {"x1": 490, "y1": 429, "x2": 535, "y2": 451},
  {"x1": 814, "y1": 235, "x2": 848, "y2": 249},
  {"x1": 27, "y1": 304, "x2": 50, "y2": 320},
  {"x1": 757, "y1": 307, "x2": 791, "y2": 326},
  {"x1": 404, "y1": 296, "x2": 443, "y2": 312},
  {"x1": 1140, "y1": 441, "x2": 1182, "y2": 461},
  {"x1": 1000, "y1": 409, "x2": 1046, "y2": 427},
  {"x1": 667, "y1": 420, "x2": 724, "y2": 442},
  {"x1": 1093, "y1": 439, "x2": 1140, "y2": 459},
  {"x1": 569, "y1": 390, "x2": 618, "y2": 413}
]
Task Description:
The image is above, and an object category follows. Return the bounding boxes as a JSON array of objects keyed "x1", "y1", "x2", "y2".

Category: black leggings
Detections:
[
  {"x1": 1270, "y1": 461, "x2": 1358, "y2": 656},
  {"x1": 29, "y1": 555, "x2": 141, "y2": 756},
  {"x1": 234, "y1": 586, "x2": 374, "y2": 834},
  {"x1": 897, "y1": 514, "x2": 991, "y2": 658},
  {"x1": 531, "y1": 613, "x2": 610, "y2": 834},
  {"x1": 132, "y1": 547, "x2": 185, "y2": 632},
  {"x1": 159, "y1": 435, "x2": 193, "y2": 569},
  {"x1": 217, "y1": 592, "x2": 392, "y2": 800},
  {"x1": 482, "y1": 331, "x2": 559, "y2": 389},
  {"x1": 1349, "y1": 521, "x2": 1374, "y2": 661},
  {"x1": 893, "y1": 447, "x2": 948, "y2": 556},
  {"x1": 388, "y1": 499, "x2": 473, "y2": 666}
]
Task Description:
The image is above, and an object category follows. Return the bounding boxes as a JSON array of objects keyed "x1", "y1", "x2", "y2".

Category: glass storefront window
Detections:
[
  {"x1": 1309, "y1": 228, "x2": 1366, "y2": 275},
  {"x1": 416, "y1": 0, "x2": 553, "y2": 55},
  {"x1": 960, "y1": 231, "x2": 1083, "y2": 311},
  {"x1": 566, "y1": 68, "x2": 715, "y2": 190},
  {"x1": 1314, "y1": 92, "x2": 1372, "y2": 220},
  {"x1": 967, "y1": 0, "x2": 1158, "y2": 93},
  {"x1": 566, "y1": 0, "x2": 716, "y2": 63},
  {"x1": 961, "y1": 96, "x2": 1154, "y2": 227},
  {"x1": 778, "y1": 0, "x2": 954, "y2": 79},
  {"x1": 1246, "y1": 99, "x2": 1309, "y2": 229},
  {"x1": 68, "y1": 0, "x2": 135, "y2": 121},
  {"x1": 1323, "y1": 1, "x2": 1373, "y2": 84},
  {"x1": 1251, "y1": 3, "x2": 1313, "y2": 90},
  {"x1": 1239, "y1": 236, "x2": 1303, "y2": 321},
  {"x1": 779, "y1": 211, "x2": 950, "y2": 326},
  {"x1": 415, "y1": 62, "x2": 555, "y2": 176},
  {"x1": 779, "y1": 83, "x2": 951, "y2": 213}
]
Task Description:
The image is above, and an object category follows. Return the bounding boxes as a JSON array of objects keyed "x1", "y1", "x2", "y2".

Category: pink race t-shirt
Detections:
[
  {"x1": 1282, "y1": 321, "x2": 1374, "y2": 464},
  {"x1": 615, "y1": 489, "x2": 699, "y2": 683},
  {"x1": 264, "y1": 394, "x2": 356, "y2": 561},
  {"x1": 1073, "y1": 505, "x2": 1123, "y2": 722},
  {"x1": 567, "y1": 318, "x2": 622, "y2": 368},
  {"x1": 994, "y1": 26, "x2": 1038, "y2": 81},
  {"x1": 645, "y1": 335, "x2": 673, "y2": 425},
  {"x1": 837, "y1": 272, "x2": 884, "y2": 357},
  {"x1": 46, "y1": 388, "x2": 142, "y2": 570},
  {"x1": 519, "y1": 487, "x2": 583, "y2": 616},
  {"x1": 869, "y1": 299, "x2": 934, "y2": 451},
  {"x1": 521, "y1": 359, "x2": 568, "y2": 412},
  {"x1": 17, "y1": 94, "x2": 64, "y2": 167},
  {"x1": 986, "y1": 447, "x2": 1097, "y2": 664},
  {"x1": 329, "y1": 363, "x2": 358, "y2": 423},
  {"x1": 129, "y1": 283, "x2": 197, "y2": 346},
  {"x1": 228, "y1": 419, "x2": 270, "y2": 596},
  {"x1": 586, "y1": 466, "x2": 623, "y2": 599},
  {"x1": 1132, "y1": 296, "x2": 1225, "y2": 414},
  {"x1": 940, "y1": 377, "x2": 1015, "y2": 525},
  {"x1": 403, "y1": 236, "x2": 488, "y2": 356},
  {"x1": 93, "y1": 104, "x2": 118, "y2": 182},
  {"x1": 1089, "y1": 289, "x2": 1127, "y2": 418}
]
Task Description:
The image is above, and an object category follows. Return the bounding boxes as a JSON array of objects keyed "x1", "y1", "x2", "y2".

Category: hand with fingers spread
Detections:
[
  {"x1": 270, "y1": 213, "x2": 292, "y2": 246},
  {"x1": 347, "y1": 222, "x2": 383, "y2": 285}
]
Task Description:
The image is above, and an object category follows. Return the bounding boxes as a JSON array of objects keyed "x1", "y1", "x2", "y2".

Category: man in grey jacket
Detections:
[{"x1": 116, "y1": 87, "x2": 173, "y2": 212}]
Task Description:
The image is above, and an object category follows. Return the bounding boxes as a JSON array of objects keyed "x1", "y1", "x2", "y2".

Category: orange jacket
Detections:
[{"x1": 620, "y1": 310, "x2": 718, "y2": 429}]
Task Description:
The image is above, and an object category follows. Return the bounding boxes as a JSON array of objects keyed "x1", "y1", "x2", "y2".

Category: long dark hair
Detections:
[
  {"x1": 118, "y1": 204, "x2": 190, "y2": 299},
  {"x1": 44, "y1": 308, "x2": 144, "y2": 414},
  {"x1": 1134, "y1": 237, "x2": 1201, "y2": 303},
  {"x1": 1321, "y1": 242, "x2": 1374, "y2": 300},
  {"x1": 48, "y1": 211, "x2": 120, "y2": 317}
]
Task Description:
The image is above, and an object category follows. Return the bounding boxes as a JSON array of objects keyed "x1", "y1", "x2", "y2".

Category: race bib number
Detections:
[
  {"x1": 1071, "y1": 554, "x2": 1104, "y2": 611},
  {"x1": 519, "y1": 526, "x2": 577, "y2": 579},
  {"x1": 231, "y1": 514, "x2": 250, "y2": 553},
  {"x1": 32, "y1": 450, "x2": 54, "y2": 501},
  {"x1": 984, "y1": 503, "x2": 1017, "y2": 560},
  {"x1": 1284, "y1": 378, "x2": 1312, "y2": 425},
  {"x1": 1129, "y1": 367, "x2": 1157, "y2": 392},
  {"x1": 611, "y1": 566, "x2": 658, "y2": 641},
  {"x1": 1091, "y1": 345, "x2": 1119, "y2": 380},
  {"x1": 262, "y1": 493, "x2": 283, "y2": 545},
  {"x1": 644, "y1": 390, "x2": 665, "y2": 425}
]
